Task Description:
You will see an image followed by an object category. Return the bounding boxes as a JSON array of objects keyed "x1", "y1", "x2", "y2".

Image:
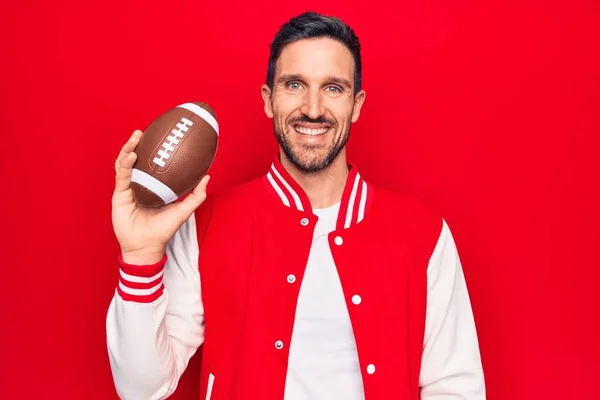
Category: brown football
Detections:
[{"x1": 130, "y1": 102, "x2": 219, "y2": 208}]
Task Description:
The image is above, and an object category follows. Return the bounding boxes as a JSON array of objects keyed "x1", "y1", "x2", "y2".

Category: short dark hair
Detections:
[{"x1": 266, "y1": 12, "x2": 362, "y2": 95}]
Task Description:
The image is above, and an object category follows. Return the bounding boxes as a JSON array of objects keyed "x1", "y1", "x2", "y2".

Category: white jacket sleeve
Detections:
[
  {"x1": 420, "y1": 219, "x2": 486, "y2": 399},
  {"x1": 106, "y1": 214, "x2": 204, "y2": 400}
]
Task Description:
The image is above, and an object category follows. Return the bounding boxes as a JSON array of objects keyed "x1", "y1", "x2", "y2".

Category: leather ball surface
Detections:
[{"x1": 131, "y1": 102, "x2": 219, "y2": 208}]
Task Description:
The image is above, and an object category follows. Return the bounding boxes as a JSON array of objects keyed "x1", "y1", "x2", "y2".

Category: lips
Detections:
[
  {"x1": 292, "y1": 119, "x2": 333, "y2": 136},
  {"x1": 294, "y1": 126, "x2": 329, "y2": 135}
]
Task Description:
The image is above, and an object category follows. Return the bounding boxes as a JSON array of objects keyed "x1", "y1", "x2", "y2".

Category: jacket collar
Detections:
[{"x1": 264, "y1": 155, "x2": 372, "y2": 230}]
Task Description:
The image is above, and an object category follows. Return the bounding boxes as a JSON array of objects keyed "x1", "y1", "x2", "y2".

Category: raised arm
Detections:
[
  {"x1": 105, "y1": 129, "x2": 210, "y2": 399},
  {"x1": 106, "y1": 215, "x2": 204, "y2": 399}
]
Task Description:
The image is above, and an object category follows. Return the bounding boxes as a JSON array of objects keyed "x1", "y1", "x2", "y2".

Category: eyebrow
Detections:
[{"x1": 277, "y1": 74, "x2": 352, "y2": 89}]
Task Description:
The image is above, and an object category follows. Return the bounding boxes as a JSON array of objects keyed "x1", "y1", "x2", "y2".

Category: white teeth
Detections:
[{"x1": 294, "y1": 126, "x2": 329, "y2": 135}]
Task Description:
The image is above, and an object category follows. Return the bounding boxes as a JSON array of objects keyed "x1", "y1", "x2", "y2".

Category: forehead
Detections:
[{"x1": 276, "y1": 37, "x2": 354, "y2": 82}]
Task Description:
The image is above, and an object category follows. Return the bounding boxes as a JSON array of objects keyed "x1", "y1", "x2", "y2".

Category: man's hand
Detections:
[{"x1": 111, "y1": 129, "x2": 210, "y2": 265}]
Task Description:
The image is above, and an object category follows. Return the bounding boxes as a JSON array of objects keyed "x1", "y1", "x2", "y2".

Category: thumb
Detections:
[{"x1": 177, "y1": 174, "x2": 211, "y2": 216}]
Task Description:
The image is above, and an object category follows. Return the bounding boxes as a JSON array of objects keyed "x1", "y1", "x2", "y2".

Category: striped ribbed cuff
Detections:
[{"x1": 116, "y1": 254, "x2": 166, "y2": 303}]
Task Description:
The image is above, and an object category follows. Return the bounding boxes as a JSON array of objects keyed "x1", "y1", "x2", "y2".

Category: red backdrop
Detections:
[{"x1": 1, "y1": 0, "x2": 598, "y2": 399}]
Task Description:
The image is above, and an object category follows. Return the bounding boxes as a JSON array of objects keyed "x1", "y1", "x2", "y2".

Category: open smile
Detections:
[{"x1": 292, "y1": 122, "x2": 332, "y2": 136}]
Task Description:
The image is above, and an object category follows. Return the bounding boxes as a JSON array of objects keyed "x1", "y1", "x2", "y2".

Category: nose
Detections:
[{"x1": 300, "y1": 88, "x2": 325, "y2": 120}]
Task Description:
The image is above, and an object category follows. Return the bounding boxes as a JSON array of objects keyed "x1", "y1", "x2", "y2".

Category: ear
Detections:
[
  {"x1": 261, "y1": 84, "x2": 274, "y2": 119},
  {"x1": 351, "y1": 89, "x2": 366, "y2": 123}
]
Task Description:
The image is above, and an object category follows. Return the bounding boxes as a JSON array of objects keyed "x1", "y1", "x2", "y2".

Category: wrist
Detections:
[{"x1": 121, "y1": 249, "x2": 165, "y2": 266}]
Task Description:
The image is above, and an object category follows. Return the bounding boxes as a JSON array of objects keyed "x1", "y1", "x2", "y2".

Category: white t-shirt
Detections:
[{"x1": 284, "y1": 202, "x2": 365, "y2": 400}]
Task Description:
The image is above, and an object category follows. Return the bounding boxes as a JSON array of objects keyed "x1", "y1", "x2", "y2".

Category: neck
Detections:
[{"x1": 280, "y1": 149, "x2": 349, "y2": 209}]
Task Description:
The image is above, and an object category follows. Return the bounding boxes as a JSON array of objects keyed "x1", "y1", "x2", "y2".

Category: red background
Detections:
[{"x1": 1, "y1": 0, "x2": 598, "y2": 399}]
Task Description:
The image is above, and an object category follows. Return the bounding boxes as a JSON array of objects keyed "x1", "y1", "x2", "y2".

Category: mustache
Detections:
[{"x1": 290, "y1": 115, "x2": 335, "y2": 125}]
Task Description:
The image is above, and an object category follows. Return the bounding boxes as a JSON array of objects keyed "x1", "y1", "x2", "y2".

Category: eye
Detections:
[
  {"x1": 326, "y1": 86, "x2": 342, "y2": 93},
  {"x1": 287, "y1": 82, "x2": 302, "y2": 90}
]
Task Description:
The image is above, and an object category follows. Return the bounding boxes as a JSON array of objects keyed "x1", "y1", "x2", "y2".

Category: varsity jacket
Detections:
[{"x1": 106, "y1": 157, "x2": 486, "y2": 400}]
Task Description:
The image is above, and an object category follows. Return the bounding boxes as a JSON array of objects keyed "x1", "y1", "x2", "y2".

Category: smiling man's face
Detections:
[{"x1": 262, "y1": 37, "x2": 366, "y2": 173}]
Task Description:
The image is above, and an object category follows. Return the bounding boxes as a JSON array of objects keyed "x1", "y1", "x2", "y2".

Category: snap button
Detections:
[
  {"x1": 366, "y1": 364, "x2": 376, "y2": 374},
  {"x1": 300, "y1": 217, "x2": 309, "y2": 226},
  {"x1": 275, "y1": 340, "x2": 284, "y2": 350},
  {"x1": 352, "y1": 295, "x2": 362, "y2": 305},
  {"x1": 334, "y1": 236, "x2": 343, "y2": 246},
  {"x1": 287, "y1": 274, "x2": 296, "y2": 284}
]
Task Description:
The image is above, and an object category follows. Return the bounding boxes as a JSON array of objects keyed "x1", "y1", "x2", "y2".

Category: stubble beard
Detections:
[{"x1": 274, "y1": 119, "x2": 350, "y2": 174}]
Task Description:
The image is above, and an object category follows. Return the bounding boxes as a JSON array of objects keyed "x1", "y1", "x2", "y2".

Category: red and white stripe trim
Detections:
[
  {"x1": 341, "y1": 172, "x2": 368, "y2": 229},
  {"x1": 266, "y1": 157, "x2": 371, "y2": 230},
  {"x1": 116, "y1": 255, "x2": 166, "y2": 303},
  {"x1": 266, "y1": 162, "x2": 311, "y2": 212}
]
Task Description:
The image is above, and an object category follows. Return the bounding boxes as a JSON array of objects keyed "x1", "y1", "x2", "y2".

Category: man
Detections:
[{"x1": 106, "y1": 12, "x2": 486, "y2": 400}]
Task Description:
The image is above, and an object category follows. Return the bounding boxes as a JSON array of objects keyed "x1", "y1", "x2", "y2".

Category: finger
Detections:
[
  {"x1": 115, "y1": 130, "x2": 143, "y2": 173},
  {"x1": 176, "y1": 175, "x2": 211, "y2": 217},
  {"x1": 114, "y1": 151, "x2": 138, "y2": 193}
]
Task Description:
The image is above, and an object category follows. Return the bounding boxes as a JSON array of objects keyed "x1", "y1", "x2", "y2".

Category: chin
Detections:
[
  {"x1": 275, "y1": 122, "x2": 347, "y2": 173},
  {"x1": 288, "y1": 148, "x2": 338, "y2": 174}
]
